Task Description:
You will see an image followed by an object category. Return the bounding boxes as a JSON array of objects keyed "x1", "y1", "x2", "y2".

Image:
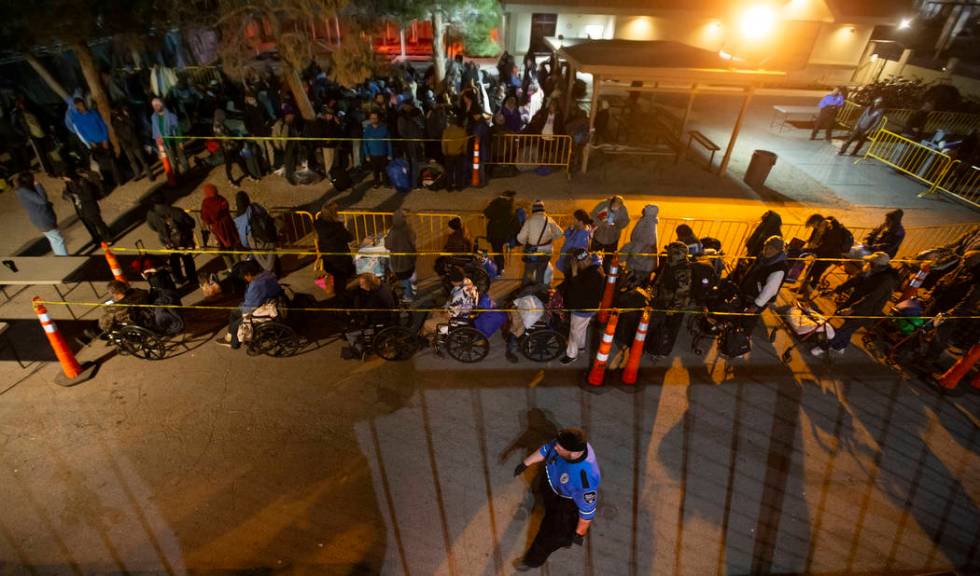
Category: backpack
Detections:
[
  {"x1": 386, "y1": 158, "x2": 411, "y2": 192},
  {"x1": 249, "y1": 206, "x2": 278, "y2": 244},
  {"x1": 719, "y1": 325, "x2": 751, "y2": 358}
]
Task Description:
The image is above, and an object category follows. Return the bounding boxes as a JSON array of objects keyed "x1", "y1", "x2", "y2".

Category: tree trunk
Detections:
[
  {"x1": 24, "y1": 53, "x2": 69, "y2": 101},
  {"x1": 432, "y1": 11, "x2": 446, "y2": 84},
  {"x1": 284, "y1": 63, "x2": 316, "y2": 121},
  {"x1": 72, "y1": 41, "x2": 119, "y2": 153}
]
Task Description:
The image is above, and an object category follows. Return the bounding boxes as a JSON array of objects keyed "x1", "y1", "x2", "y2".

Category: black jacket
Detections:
[
  {"x1": 836, "y1": 267, "x2": 900, "y2": 316},
  {"x1": 483, "y1": 196, "x2": 520, "y2": 243},
  {"x1": 315, "y1": 219, "x2": 355, "y2": 276},
  {"x1": 62, "y1": 176, "x2": 103, "y2": 219},
  {"x1": 560, "y1": 265, "x2": 605, "y2": 311},
  {"x1": 146, "y1": 205, "x2": 195, "y2": 248}
]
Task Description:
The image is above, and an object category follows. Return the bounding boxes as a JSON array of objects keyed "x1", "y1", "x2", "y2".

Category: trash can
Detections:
[{"x1": 743, "y1": 150, "x2": 777, "y2": 190}]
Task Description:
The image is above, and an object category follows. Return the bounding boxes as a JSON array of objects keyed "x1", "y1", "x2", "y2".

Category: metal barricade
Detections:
[
  {"x1": 836, "y1": 100, "x2": 864, "y2": 130},
  {"x1": 488, "y1": 134, "x2": 572, "y2": 172},
  {"x1": 924, "y1": 111, "x2": 980, "y2": 136},
  {"x1": 928, "y1": 161, "x2": 980, "y2": 209},
  {"x1": 862, "y1": 128, "x2": 955, "y2": 188}
]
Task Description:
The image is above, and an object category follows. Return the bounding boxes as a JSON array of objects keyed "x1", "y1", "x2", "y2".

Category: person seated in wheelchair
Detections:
[
  {"x1": 342, "y1": 273, "x2": 398, "y2": 358},
  {"x1": 221, "y1": 260, "x2": 283, "y2": 350},
  {"x1": 422, "y1": 265, "x2": 479, "y2": 338},
  {"x1": 98, "y1": 280, "x2": 152, "y2": 335},
  {"x1": 435, "y1": 217, "x2": 477, "y2": 277},
  {"x1": 918, "y1": 250, "x2": 980, "y2": 372}
]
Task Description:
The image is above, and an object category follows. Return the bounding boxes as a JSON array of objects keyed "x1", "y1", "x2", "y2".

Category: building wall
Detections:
[
  {"x1": 807, "y1": 23, "x2": 874, "y2": 66},
  {"x1": 556, "y1": 14, "x2": 616, "y2": 41},
  {"x1": 613, "y1": 15, "x2": 726, "y2": 52}
]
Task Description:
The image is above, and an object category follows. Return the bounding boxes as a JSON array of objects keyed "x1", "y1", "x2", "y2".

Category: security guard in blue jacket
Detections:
[{"x1": 512, "y1": 427, "x2": 601, "y2": 570}]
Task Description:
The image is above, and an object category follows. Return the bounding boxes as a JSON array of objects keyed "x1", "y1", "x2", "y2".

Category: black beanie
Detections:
[
  {"x1": 448, "y1": 266, "x2": 466, "y2": 283},
  {"x1": 556, "y1": 428, "x2": 587, "y2": 452}
]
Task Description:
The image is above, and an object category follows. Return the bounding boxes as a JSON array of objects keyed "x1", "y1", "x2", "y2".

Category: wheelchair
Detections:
[
  {"x1": 343, "y1": 309, "x2": 428, "y2": 362},
  {"x1": 107, "y1": 323, "x2": 174, "y2": 360},
  {"x1": 436, "y1": 316, "x2": 491, "y2": 363},
  {"x1": 240, "y1": 298, "x2": 304, "y2": 357},
  {"x1": 519, "y1": 317, "x2": 567, "y2": 362},
  {"x1": 104, "y1": 303, "x2": 184, "y2": 361}
]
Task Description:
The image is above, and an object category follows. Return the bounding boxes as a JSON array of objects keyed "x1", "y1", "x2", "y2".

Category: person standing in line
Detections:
[
  {"x1": 558, "y1": 248, "x2": 605, "y2": 365},
  {"x1": 362, "y1": 110, "x2": 392, "y2": 188},
  {"x1": 590, "y1": 195, "x2": 630, "y2": 269},
  {"x1": 314, "y1": 201, "x2": 356, "y2": 300},
  {"x1": 146, "y1": 198, "x2": 197, "y2": 286},
  {"x1": 511, "y1": 428, "x2": 601, "y2": 571},
  {"x1": 61, "y1": 164, "x2": 112, "y2": 246},
  {"x1": 396, "y1": 99, "x2": 426, "y2": 191},
  {"x1": 111, "y1": 105, "x2": 154, "y2": 182},
  {"x1": 556, "y1": 211, "x2": 595, "y2": 277},
  {"x1": 68, "y1": 98, "x2": 122, "y2": 189},
  {"x1": 620, "y1": 204, "x2": 659, "y2": 283},
  {"x1": 200, "y1": 183, "x2": 241, "y2": 272},
  {"x1": 516, "y1": 200, "x2": 563, "y2": 286},
  {"x1": 810, "y1": 87, "x2": 844, "y2": 142},
  {"x1": 150, "y1": 97, "x2": 190, "y2": 175},
  {"x1": 385, "y1": 208, "x2": 418, "y2": 301},
  {"x1": 14, "y1": 172, "x2": 68, "y2": 255},
  {"x1": 839, "y1": 97, "x2": 884, "y2": 156},
  {"x1": 483, "y1": 190, "x2": 520, "y2": 274},
  {"x1": 442, "y1": 115, "x2": 469, "y2": 191},
  {"x1": 234, "y1": 191, "x2": 279, "y2": 274}
]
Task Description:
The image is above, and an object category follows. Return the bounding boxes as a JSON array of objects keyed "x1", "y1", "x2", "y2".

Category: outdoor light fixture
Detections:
[
  {"x1": 708, "y1": 21, "x2": 722, "y2": 32},
  {"x1": 899, "y1": 18, "x2": 912, "y2": 30},
  {"x1": 719, "y1": 49, "x2": 733, "y2": 60},
  {"x1": 739, "y1": 4, "x2": 777, "y2": 40}
]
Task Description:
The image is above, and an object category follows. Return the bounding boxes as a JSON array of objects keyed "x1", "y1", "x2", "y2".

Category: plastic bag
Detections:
[{"x1": 515, "y1": 294, "x2": 544, "y2": 329}]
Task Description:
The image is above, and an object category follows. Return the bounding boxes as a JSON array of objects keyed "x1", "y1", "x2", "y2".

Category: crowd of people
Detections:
[{"x1": 84, "y1": 172, "x2": 977, "y2": 382}]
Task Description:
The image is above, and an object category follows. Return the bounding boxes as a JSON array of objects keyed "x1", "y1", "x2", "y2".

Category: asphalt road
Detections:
[{"x1": 1, "y1": 306, "x2": 978, "y2": 575}]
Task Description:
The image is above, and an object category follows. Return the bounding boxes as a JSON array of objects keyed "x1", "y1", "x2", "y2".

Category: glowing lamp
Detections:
[{"x1": 739, "y1": 5, "x2": 777, "y2": 40}]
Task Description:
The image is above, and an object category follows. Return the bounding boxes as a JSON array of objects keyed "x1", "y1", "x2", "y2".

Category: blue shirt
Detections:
[
  {"x1": 362, "y1": 123, "x2": 392, "y2": 158},
  {"x1": 68, "y1": 109, "x2": 109, "y2": 146},
  {"x1": 818, "y1": 94, "x2": 844, "y2": 110},
  {"x1": 242, "y1": 271, "x2": 283, "y2": 313},
  {"x1": 539, "y1": 441, "x2": 601, "y2": 520}
]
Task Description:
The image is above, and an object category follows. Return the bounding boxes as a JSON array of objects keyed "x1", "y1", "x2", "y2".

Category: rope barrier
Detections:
[
  {"x1": 164, "y1": 134, "x2": 472, "y2": 143},
  {"x1": 106, "y1": 245, "x2": 939, "y2": 264},
  {"x1": 32, "y1": 299, "x2": 979, "y2": 321}
]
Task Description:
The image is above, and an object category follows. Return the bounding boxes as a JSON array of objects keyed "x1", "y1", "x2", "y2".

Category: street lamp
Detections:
[{"x1": 899, "y1": 18, "x2": 912, "y2": 30}]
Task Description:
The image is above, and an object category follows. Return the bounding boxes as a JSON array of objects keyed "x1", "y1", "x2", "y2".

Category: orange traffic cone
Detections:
[
  {"x1": 937, "y1": 343, "x2": 980, "y2": 391},
  {"x1": 587, "y1": 311, "x2": 619, "y2": 387},
  {"x1": 471, "y1": 138, "x2": 481, "y2": 187},
  {"x1": 33, "y1": 297, "x2": 96, "y2": 386},
  {"x1": 900, "y1": 262, "x2": 930, "y2": 301},
  {"x1": 621, "y1": 307, "x2": 651, "y2": 385},
  {"x1": 102, "y1": 242, "x2": 127, "y2": 284},
  {"x1": 597, "y1": 254, "x2": 619, "y2": 324},
  {"x1": 158, "y1": 142, "x2": 177, "y2": 187}
]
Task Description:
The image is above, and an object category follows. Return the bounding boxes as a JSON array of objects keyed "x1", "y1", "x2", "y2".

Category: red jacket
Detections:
[{"x1": 201, "y1": 192, "x2": 240, "y2": 248}]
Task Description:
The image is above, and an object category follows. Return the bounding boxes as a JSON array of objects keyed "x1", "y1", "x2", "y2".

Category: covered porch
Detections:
[{"x1": 550, "y1": 39, "x2": 787, "y2": 175}]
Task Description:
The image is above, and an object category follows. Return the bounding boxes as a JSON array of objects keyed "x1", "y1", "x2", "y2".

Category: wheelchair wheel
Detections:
[
  {"x1": 115, "y1": 325, "x2": 167, "y2": 360},
  {"x1": 446, "y1": 326, "x2": 490, "y2": 363},
  {"x1": 373, "y1": 326, "x2": 419, "y2": 361},
  {"x1": 521, "y1": 329, "x2": 565, "y2": 362},
  {"x1": 248, "y1": 322, "x2": 302, "y2": 357}
]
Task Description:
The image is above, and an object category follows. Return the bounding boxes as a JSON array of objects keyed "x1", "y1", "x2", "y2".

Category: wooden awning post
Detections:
[
  {"x1": 679, "y1": 84, "x2": 698, "y2": 137},
  {"x1": 581, "y1": 74, "x2": 601, "y2": 174},
  {"x1": 718, "y1": 86, "x2": 754, "y2": 176}
]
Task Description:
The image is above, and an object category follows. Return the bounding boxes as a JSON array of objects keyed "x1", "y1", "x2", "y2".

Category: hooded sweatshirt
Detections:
[
  {"x1": 200, "y1": 184, "x2": 241, "y2": 248},
  {"x1": 590, "y1": 196, "x2": 630, "y2": 246},
  {"x1": 622, "y1": 204, "x2": 659, "y2": 274},
  {"x1": 386, "y1": 209, "x2": 417, "y2": 274},
  {"x1": 745, "y1": 211, "x2": 783, "y2": 258}
]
